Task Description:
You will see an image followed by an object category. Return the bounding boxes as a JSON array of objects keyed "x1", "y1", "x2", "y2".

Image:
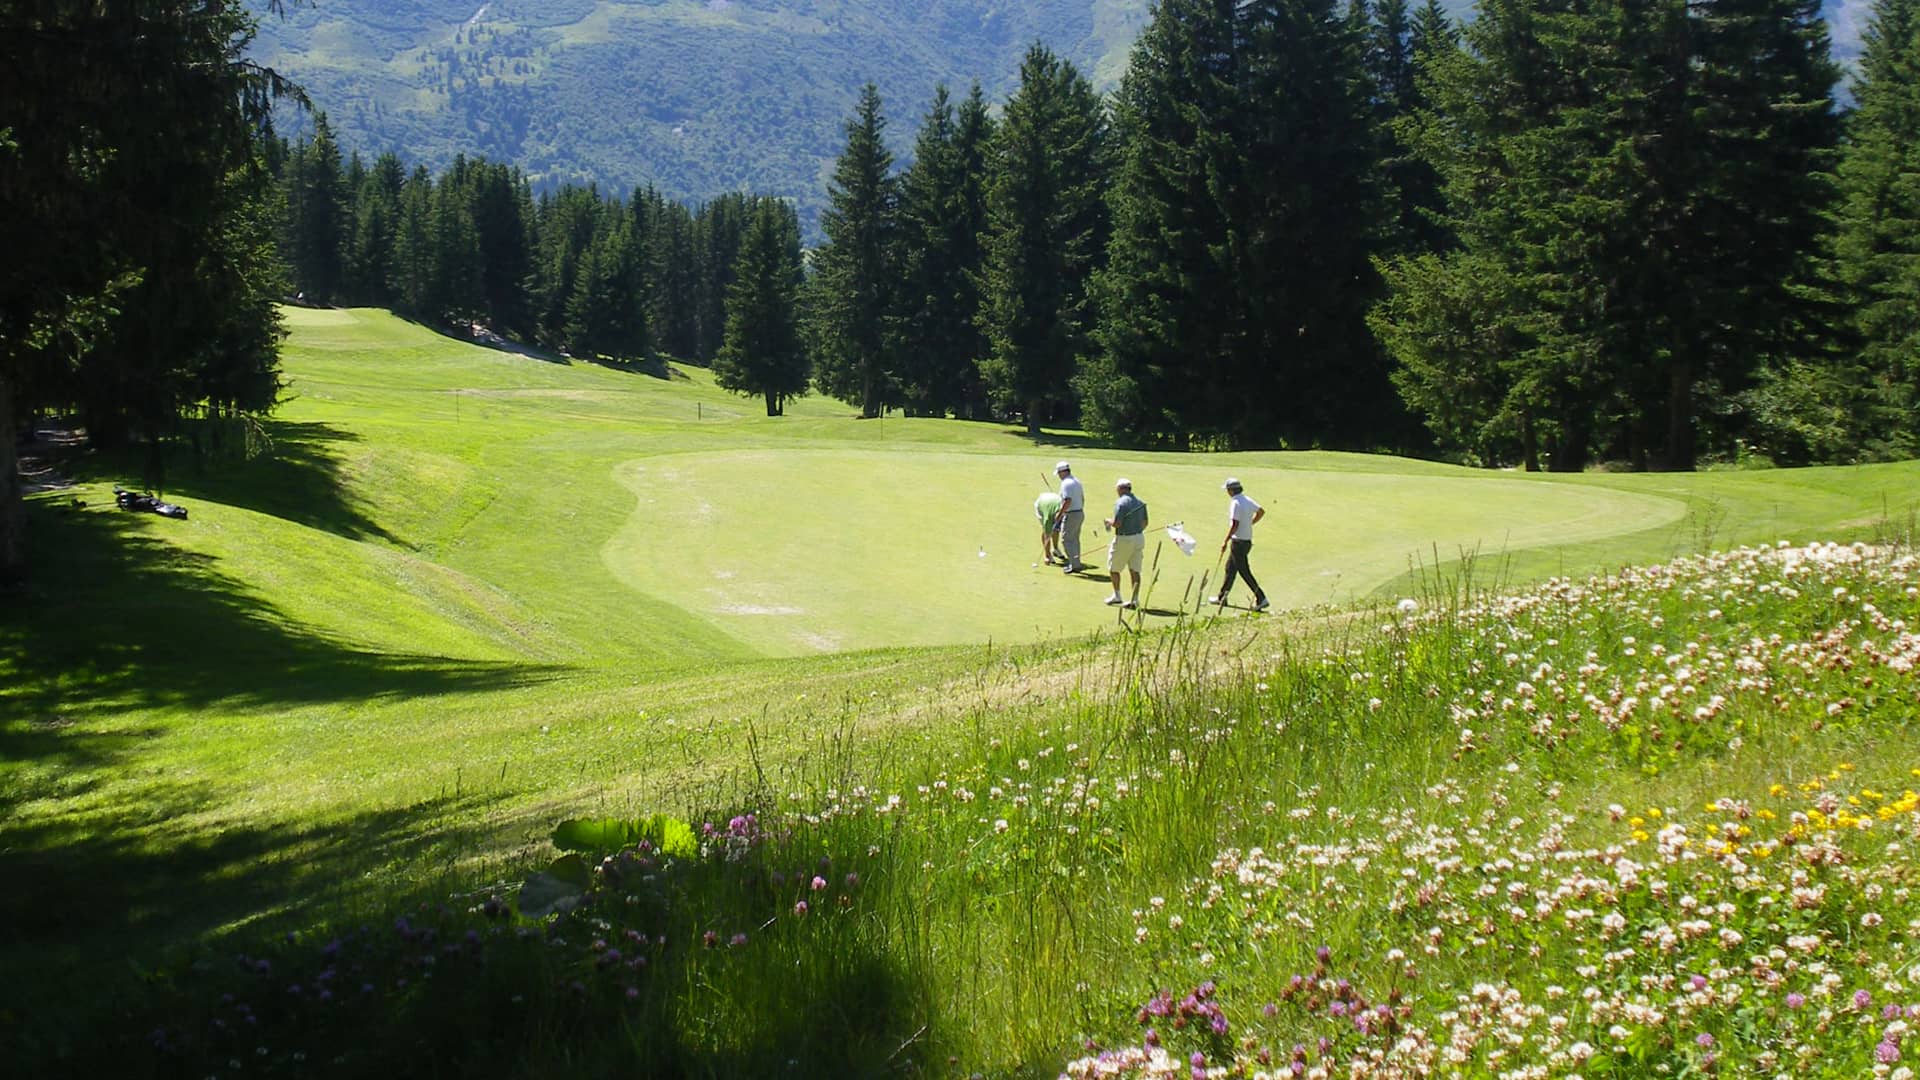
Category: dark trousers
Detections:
[{"x1": 1221, "y1": 539, "x2": 1264, "y2": 601}]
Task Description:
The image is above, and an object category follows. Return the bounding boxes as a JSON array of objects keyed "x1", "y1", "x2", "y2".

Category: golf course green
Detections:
[{"x1": 6, "y1": 307, "x2": 1919, "y2": 1065}]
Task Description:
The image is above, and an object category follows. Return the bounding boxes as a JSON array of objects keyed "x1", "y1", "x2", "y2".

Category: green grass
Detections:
[{"x1": 4, "y1": 307, "x2": 1919, "y2": 1072}]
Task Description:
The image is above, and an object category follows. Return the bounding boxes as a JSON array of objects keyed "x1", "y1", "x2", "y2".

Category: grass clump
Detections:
[{"x1": 110, "y1": 540, "x2": 1920, "y2": 1079}]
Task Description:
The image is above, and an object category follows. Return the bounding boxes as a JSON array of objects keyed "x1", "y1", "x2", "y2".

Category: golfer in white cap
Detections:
[
  {"x1": 1055, "y1": 461, "x2": 1086, "y2": 573},
  {"x1": 1104, "y1": 477, "x2": 1148, "y2": 607},
  {"x1": 1215, "y1": 477, "x2": 1269, "y2": 611}
]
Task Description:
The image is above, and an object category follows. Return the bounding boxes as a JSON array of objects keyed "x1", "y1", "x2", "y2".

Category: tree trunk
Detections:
[
  {"x1": 1520, "y1": 413, "x2": 1539, "y2": 472},
  {"x1": 765, "y1": 391, "x2": 781, "y2": 417},
  {"x1": 1664, "y1": 362, "x2": 1695, "y2": 471},
  {"x1": 0, "y1": 371, "x2": 23, "y2": 587},
  {"x1": 1549, "y1": 410, "x2": 1590, "y2": 473},
  {"x1": 860, "y1": 360, "x2": 879, "y2": 419},
  {"x1": 1026, "y1": 398, "x2": 1041, "y2": 437}
]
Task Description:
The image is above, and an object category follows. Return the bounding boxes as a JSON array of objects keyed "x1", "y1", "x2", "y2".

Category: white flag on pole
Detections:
[{"x1": 1165, "y1": 523, "x2": 1198, "y2": 557}]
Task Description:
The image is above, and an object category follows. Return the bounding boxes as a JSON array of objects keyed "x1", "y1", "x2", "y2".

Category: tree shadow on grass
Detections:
[
  {"x1": 0, "y1": 504, "x2": 564, "y2": 813},
  {"x1": 156, "y1": 420, "x2": 406, "y2": 547},
  {"x1": 0, "y1": 778, "x2": 517, "y2": 1073},
  {"x1": 412, "y1": 316, "x2": 571, "y2": 365},
  {"x1": 1000, "y1": 427, "x2": 1106, "y2": 451}
]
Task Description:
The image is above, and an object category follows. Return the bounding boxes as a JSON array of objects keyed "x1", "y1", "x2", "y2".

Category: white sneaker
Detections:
[
  {"x1": 1212, "y1": 594, "x2": 1229, "y2": 606},
  {"x1": 1122, "y1": 599, "x2": 1137, "y2": 609},
  {"x1": 1254, "y1": 598, "x2": 1270, "y2": 611},
  {"x1": 1104, "y1": 595, "x2": 1123, "y2": 606}
]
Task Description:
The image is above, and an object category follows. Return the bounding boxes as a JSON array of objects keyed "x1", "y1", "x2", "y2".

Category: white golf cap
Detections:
[
  {"x1": 1223, "y1": 477, "x2": 1242, "y2": 491},
  {"x1": 1055, "y1": 461, "x2": 1071, "y2": 473},
  {"x1": 1116, "y1": 477, "x2": 1132, "y2": 489}
]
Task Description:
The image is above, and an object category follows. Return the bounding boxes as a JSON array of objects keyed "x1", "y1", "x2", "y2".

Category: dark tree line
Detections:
[
  {"x1": 203, "y1": 1, "x2": 1920, "y2": 479},
  {"x1": 2, "y1": 0, "x2": 293, "y2": 585},
  {"x1": 276, "y1": 120, "x2": 801, "y2": 371},
  {"x1": 811, "y1": 0, "x2": 1916, "y2": 470},
  {"x1": 1373, "y1": 0, "x2": 1841, "y2": 471}
]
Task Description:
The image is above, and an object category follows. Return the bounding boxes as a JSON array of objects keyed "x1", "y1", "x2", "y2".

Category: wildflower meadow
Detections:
[{"x1": 131, "y1": 541, "x2": 1920, "y2": 1078}]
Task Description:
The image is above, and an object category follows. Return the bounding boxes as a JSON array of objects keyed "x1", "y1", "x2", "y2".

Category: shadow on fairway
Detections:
[
  {"x1": 0, "y1": 507, "x2": 563, "y2": 794},
  {"x1": 587, "y1": 354, "x2": 684, "y2": 381},
  {"x1": 1001, "y1": 427, "x2": 1104, "y2": 450},
  {"x1": 0, "y1": 781, "x2": 515, "y2": 1071},
  {"x1": 413, "y1": 316, "x2": 572, "y2": 365},
  {"x1": 158, "y1": 420, "x2": 407, "y2": 547}
]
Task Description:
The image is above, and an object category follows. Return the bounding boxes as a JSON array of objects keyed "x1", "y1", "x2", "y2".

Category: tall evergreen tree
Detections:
[
  {"x1": 468, "y1": 160, "x2": 536, "y2": 339},
  {"x1": 430, "y1": 167, "x2": 484, "y2": 324},
  {"x1": 2, "y1": 0, "x2": 293, "y2": 579},
  {"x1": 283, "y1": 113, "x2": 347, "y2": 303},
  {"x1": 1801, "y1": 0, "x2": 1920, "y2": 460},
  {"x1": 345, "y1": 152, "x2": 404, "y2": 307},
  {"x1": 647, "y1": 196, "x2": 700, "y2": 359},
  {"x1": 393, "y1": 166, "x2": 437, "y2": 319},
  {"x1": 893, "y1": 84, "x2": 996, "y2": 417},
  {"x1": 1648, "y1": 0, "x2": 1839, "y2": 470},
  {"x1": 1083, "y1": 0, "x2": 1240, "y2": 446},
  {"x1": 978, "y1": 46, "x2": 1110, "y2": 435},
  {"x1": 1087, "y1": 1, "x2": 1382, "y2": 449},
  {"x1": 1379, "y1": 0, "x2": 1838, "y2": 471},
  {"x1": 715, "y1": 199, "x2": 808, "y2": 416},
  {"x1": 809, "y1": 83, "x2": 899, "y2": 417}
]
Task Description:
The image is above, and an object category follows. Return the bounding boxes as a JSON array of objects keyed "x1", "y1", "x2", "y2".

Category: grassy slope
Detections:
[{"x1": 4, "y1": 307, "x2": 1917, "y2": 1063}]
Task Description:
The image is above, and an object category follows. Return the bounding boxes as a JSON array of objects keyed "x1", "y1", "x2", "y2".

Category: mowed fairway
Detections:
[{"x1": 6, "y1": 308, "x2": 1920, "y2": 1051}]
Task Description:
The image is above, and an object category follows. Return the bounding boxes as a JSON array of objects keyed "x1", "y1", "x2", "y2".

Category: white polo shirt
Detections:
[
  {"x1": 1059, "y1": 475, "x2": 1085, "y2": 514},
  {"x1": 1228, "y1": 493, "x2": 1262, "y2": 541}
]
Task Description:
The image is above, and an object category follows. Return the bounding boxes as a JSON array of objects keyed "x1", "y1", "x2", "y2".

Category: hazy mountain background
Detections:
[{"x1": 248, "y1": 1, "x2": 1865, "y2": 235}]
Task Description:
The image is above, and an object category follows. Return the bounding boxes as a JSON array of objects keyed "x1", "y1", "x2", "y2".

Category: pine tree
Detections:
[
  {"x1": 393, "y1": 166, "x2": 437, "y2": 319},
  {"x1": 1648, "y1": 0, "x2": 1839, "y2": 469},
  {"x1": 2, "y1": 0, "x2": 293, "y2": 576},
  {"x1": 893, "y1": 84, "x2": 995, "y2": 417},
  {"x1": 346, "y1": 153, "x2": 405, "y2": 307},
  {"x1": 1379, "y1": 0, "x2": 1838, "y2": 471},
  {"x1": 1083, "y1": 0, "x2": 1240, "y2": 447},
  {"x1": 283, "y1": 113, "x2": 347, "y2": 303},
  {"x1": 468, "y1": 160, "x2": 536, "y2": 339},
  {"x1": 977, "y1": 46, "x2": 1110, "y2": 436},
  {"x1": 692, "y1": 193, "x2": 752, "y2": 363},
  {"x1": 1088, "y1": 1, "x2": 1382, "y2": 449},
  {"x1": 430, "y1": 169, "x2": 484, "y2": 324},
  {"x1": 1800, "y1": 0, "x2": 1920, "y2": 460},
  {"x1": 1380, "y1": 0, "x2": 1615, "y2": 471},
  {"x1": 646, "y1": 197, "x2": 699, "y2": 359},
  {"x1": 715, "y1": 199, "x2": 808, "y2": 416},
  {"x1": 809, "y1": 83, "x2": 899, "y2": 417}
]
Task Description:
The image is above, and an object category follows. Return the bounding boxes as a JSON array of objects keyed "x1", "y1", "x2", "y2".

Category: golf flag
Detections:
[{"x1": 1165, "y1": 523, "x2": 1198, "y2": 557}]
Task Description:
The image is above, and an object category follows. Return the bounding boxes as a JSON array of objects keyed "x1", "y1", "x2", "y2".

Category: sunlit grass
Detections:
[{"x1": 6, "y1": 308, "x2": 1920, "y2": 1073}]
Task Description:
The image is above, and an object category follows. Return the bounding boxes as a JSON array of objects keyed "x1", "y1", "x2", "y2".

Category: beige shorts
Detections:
[{"x1": 1107, "y1": 532, "x2": 1144, "y2": 573}]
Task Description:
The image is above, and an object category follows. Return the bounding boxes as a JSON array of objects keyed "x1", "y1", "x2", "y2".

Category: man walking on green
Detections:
[
  {"x1": 1214, "y1": 477, "x2": 1269, "y2": 611},
  {"x1": 1103, "y1": 477, "x2": 1148, "y2": 608}
]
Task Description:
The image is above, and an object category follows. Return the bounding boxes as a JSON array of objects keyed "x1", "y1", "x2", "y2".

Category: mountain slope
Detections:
[
  {"x1": 248, "y1": 0, "x2": 1152, "y2": 232},
  {"x1": 248, "y1": 1, "x2": 1859, "y2": 234}
]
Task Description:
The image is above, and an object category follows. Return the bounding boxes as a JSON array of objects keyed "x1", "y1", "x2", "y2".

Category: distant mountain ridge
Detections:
[
  {"x1": 247, "y1": 0, "x2": 1153, "y2": 234},
  {"x1": 248, "y1": 1, "x2": 1862, "y2": 234}
]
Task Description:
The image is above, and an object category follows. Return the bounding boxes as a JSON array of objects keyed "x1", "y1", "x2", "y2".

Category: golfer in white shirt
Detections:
[{"x1": 1214, "y1": 478, "x2": 1269, "y2": 611}]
